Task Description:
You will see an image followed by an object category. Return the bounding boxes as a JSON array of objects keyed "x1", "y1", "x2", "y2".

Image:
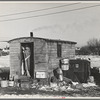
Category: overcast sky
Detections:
[{"x1": 0, "y1": 1, "x2": 100, "y2": 48}]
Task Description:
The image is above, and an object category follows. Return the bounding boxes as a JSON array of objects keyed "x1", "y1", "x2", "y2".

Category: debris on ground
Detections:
[{"x1": 0, "y1": 77, "x2": 99, "y2": 97}]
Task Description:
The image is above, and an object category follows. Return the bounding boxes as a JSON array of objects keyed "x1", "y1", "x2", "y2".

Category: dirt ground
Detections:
[{"x1": 0, "y1": 85, "x2": 100, "y2": 98}]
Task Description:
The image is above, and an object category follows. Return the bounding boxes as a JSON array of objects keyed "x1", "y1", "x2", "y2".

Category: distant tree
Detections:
[
  {"x1": 87, "y1": 38, "x2": 100, "y2": 55},
  {"x1": 77, "y1": 45, "x2": 91, "y2": 55},
  {"x1": 76, "y1": 38, "x2": 100, "y2": 55}
]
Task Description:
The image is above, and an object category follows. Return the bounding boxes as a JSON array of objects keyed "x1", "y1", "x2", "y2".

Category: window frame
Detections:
[{"x1": 57, "y1": 43, "x2": 62, "y2": 58}]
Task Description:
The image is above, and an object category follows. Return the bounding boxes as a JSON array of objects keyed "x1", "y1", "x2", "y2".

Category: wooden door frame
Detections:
[{"x1": 20, "y1": 42, "x2": 34, "y2": 79}]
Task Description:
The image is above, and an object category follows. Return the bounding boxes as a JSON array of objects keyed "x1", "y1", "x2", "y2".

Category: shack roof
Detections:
[{"x1": 8, "y1": 37, "x2": 77, "y2": 44}]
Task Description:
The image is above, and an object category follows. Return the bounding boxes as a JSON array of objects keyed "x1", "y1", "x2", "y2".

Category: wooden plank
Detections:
[
  {"x1": 35, "y1": 63, "x2": 48, "y2": 71},
  {"x1": 10, "y1": 42, "x2": 21, "y2": 77}
]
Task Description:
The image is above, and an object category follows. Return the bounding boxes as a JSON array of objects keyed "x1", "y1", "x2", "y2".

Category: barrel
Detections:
[{"x1": 1, "y1": 80, "x2": 8, "y2": 87}]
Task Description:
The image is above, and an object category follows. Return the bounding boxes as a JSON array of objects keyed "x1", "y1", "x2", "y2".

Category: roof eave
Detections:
[{"x1": 8, "y1": 36, "x2": 77, "y2": 44}]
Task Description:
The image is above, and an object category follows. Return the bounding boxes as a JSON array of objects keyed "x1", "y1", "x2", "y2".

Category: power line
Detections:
[
  {"x1": 0, "y1": 4, "x2": 100, "y2": 22},
  {"x1": 0, "y1": 3, "x2": 80, "y2": 17}
]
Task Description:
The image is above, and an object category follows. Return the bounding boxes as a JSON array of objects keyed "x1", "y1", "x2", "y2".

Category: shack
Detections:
[{"x1": 8, "y1": 33, "x2": 77, "y2": 83}]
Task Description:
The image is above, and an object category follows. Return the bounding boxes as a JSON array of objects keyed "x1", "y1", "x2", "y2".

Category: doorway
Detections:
[{"x1": 21, "y1": 42, "x2": 34, "y2": 78}]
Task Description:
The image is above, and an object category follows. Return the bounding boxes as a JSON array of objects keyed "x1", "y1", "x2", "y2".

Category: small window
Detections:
[{"x1": 57, "y1": 43, "x2": 62, "y2": 57}]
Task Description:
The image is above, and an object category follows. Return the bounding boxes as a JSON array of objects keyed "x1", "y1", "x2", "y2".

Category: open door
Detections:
[{"x1": 21, "y1": 42, "x2": 34, "y2": 78}]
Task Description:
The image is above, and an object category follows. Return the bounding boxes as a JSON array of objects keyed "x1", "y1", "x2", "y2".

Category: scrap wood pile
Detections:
[
  {"x1": 30, "y1": 76, "x2": 97, "y2": 92},
  {"x1": 29, "y1": 67, "x2": 96, "y2": 92},
  {"x1": 0, "y1": 64, "x2": 96, "y2": 93},
  {"x1": 0, "y1": 67, "x2": 96, "y2": 92},
  {"x1": 0, "y1": 72, "x2": 97, "y2": 96},
  {"x1": 30, "y1": 65, "x2": 97, "y2": 92}
]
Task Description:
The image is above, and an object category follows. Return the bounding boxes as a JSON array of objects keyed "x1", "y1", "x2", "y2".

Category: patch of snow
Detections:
[
  {"x1": 0, "y1": 94, "x2": 63, "y2": 98},
  {"x1": 82, "y1": 82, "x2": 97, "y2": 87},
  {"x1": 72, "y1": 82, "x2": 79, "y2": 85},
  {"x1": 0, "y1": 55, "x2": 10, "y2": 67},
  {"x1": 75, "y1": 55, "x2": 100, "y2": 68}
]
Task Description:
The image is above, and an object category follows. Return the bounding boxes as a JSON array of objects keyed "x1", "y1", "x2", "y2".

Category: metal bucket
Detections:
[
  {"x1": 61, "y1": 64, "x2": 69, "y2": 70},
  {"x1": 61, "y1": 59, "x2": 69, "y2": 64},
  {"x1": 1, "y1": 80, "x2": 8, "y2": 87}
]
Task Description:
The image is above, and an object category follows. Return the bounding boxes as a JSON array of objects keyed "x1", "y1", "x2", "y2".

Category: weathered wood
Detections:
[
  {"x1": 9, "y1": 37, "x2": 76, "y2": 79},
  {"x1": 9, "y1": 42, "x2": 21, "y2": 77}
]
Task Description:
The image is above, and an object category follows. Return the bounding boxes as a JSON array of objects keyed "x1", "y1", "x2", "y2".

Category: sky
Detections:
[{"x1": 0, "y1": 1, "x2": 100, "y2": 48}]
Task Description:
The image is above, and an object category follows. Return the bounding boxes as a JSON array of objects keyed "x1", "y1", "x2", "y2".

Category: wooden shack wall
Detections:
[
  {"x1": 34, "y1": 39, "x2": 47, "y2": 72},
  {"x1": 46, "y1": 42, "x2": 76, "y2": 72},
  {"x1": 9, "y1": 38, "x2": 48, "y2": 78},
  {"x1": 62, "y1": 43, "x2": 76, "y2": 58},
  {"x1": 9, "y1": 42, "x2": 21, "y2": 77},
  {"x1": 9, "y1": 37, "x2": 76, "y2": 79}
]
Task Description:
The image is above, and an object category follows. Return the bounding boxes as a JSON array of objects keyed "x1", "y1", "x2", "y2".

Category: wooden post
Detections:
[{"x1": 45, "y1": 42, "x2": 50, "y2": 85}]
